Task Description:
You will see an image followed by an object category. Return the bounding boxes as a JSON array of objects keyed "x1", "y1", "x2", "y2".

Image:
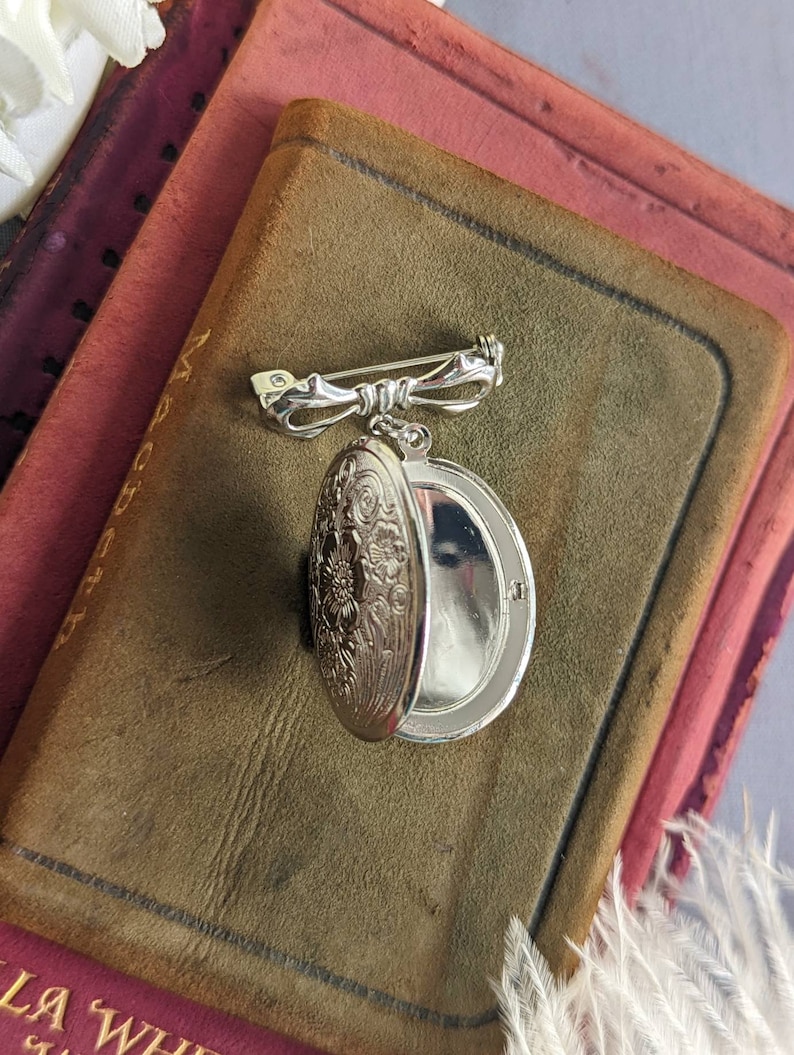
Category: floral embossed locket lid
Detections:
[
  {"x1": 309, "y1": 437, "x2": 428, "y2": 741},
  {"x1": 309, "y1": 432, "x2": 536, "y2": 743}
]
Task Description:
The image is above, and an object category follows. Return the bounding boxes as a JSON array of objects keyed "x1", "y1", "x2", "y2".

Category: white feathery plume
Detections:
[{"x1": 495, "y1": 810, "x2": 794, "y2": 1054}]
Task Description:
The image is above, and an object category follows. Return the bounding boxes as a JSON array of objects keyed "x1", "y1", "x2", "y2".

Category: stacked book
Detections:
[{"x1": 0, "y1": 1, "x2": 792, "y2": 1053}]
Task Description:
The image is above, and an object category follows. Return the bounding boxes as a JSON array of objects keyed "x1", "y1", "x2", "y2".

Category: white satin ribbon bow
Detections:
[{"x1": 0, "y1": 0, "x2": 165, "y2": 222}]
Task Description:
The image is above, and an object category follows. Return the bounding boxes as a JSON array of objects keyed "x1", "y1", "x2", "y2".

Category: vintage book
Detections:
[
  {"x1": 0, "y1": 0, "x2": 256, "y2": 486},
  {"x1": 0, "y1": 1, "x2": 790, "y2": 1052},
  {"x1": 0, "y1": 0, "x2": 793, "y2": 907},
  {"x1": 0, "y1": 921, "x2": 312, "y2": 1055},
  {"x1": 0, "y1": 98, "x2": 787, "y2": 1055}
]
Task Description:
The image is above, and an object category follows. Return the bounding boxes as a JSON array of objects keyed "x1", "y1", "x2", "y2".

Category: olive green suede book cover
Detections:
[{"x1": 0, "y1": 99, "x2": 788, "y2": 1055}]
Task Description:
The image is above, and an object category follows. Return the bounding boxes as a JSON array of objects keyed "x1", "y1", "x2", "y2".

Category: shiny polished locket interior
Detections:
[{"x1": 251, "y1": 336, "x2": 536, "y2": 743}]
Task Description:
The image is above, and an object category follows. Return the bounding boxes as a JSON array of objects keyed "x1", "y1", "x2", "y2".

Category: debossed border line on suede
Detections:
[
  {"x1": 2, "y1": 137, "x2": 730, "y2": 1031},
  {"x1": 0, "y1": 839, "x2": 496, "y2": 1029}
]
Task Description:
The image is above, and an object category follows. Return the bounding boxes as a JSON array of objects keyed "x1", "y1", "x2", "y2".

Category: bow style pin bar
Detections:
[
  {"x1": 250, "y1": 334, "x2": 535, "y2": 744},
  {"x1": 250, "y1": 334, "x2": 504, "y2": 439}
]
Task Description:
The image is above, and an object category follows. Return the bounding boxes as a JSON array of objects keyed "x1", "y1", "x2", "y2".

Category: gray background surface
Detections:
[{"x1": 447, "y1": 0, "x2": 794, "y2": 860}]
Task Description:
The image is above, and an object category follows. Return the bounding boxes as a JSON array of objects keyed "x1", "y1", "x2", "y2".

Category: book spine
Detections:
[
  {"x1": 35, "y1": 134, "x2": 310, "y2": 683},
  {"x1": 52, "y1": 330, "x2": 212, "y2": 656}
]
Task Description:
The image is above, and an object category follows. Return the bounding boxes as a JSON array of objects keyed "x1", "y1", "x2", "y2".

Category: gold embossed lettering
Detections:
[
  {"x1": 151, "y1": 393, "x2": 173, "y2": 427},
  {"x1": 138, "y1": 1029, "x2": 191, "y2": 1055},
  {"x1": 55, "y1": 608, "x2": 86, "y2": 650},
  {"x1": 133, "y1": 442, "x2": 154, "y2": 473},
  {"x1": 90, "y1": 999, "x2": 151, "y2": 1052},
  {"x1": 173, "y1": 329, "x2": 211, "y2": 382},
  {"x1": 26, "y1": 986, "x2": 70, "y2": 1030},
  {"x1": 173, "y1": 350, "x2": 193, "y2": 382},
  {"x1": 113, "y1": 479, "x2": 140, "y2": 517},
  {"x1": 97, "y1": 528, "x2": 116, "y2": 559},
  {"x1": 23, "y1": 1037, "x2": 55, "y2": 1054},
  {"x1": 0, "y1": 967, "x2": 35, "y2": 1015},
  {"x1": 192, "y1": 1047, "x2": 223, "y2": 1055},
  {"x1": 84, "y1": 566, "x2": 103, "y2": 595}
]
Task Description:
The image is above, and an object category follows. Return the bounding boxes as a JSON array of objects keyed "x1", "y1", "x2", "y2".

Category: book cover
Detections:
[
  {"x1": 0, "y1": 97, "x2": 786, "y2": 1055},
  {"x1": 0, "y1": 922, "x2": 314, "y2": 1055}
]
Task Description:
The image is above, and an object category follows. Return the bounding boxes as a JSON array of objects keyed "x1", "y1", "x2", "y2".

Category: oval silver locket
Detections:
[
  {"x1": 309, "y1": 428, "x2": 535, "y2": 742},
  {"x1": 252, "y1": 336, "x2": 536, "y2": 743}
]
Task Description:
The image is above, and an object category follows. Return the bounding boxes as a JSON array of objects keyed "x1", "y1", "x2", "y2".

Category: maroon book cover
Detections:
[{"x1": 0, "y1": 923, "x2": 315, "y2": 1055}]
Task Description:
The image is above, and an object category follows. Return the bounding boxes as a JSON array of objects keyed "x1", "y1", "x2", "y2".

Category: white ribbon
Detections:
[{"x1": 0, "y1": 0, "x2": 165, "y2": 222}]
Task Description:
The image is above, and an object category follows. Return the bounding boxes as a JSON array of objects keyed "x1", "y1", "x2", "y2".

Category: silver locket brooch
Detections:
[{"x1": 251, "y1": 336, "x2": 536, "y2": 743}]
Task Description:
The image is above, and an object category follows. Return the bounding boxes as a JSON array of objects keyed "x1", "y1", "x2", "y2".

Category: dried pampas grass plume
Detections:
[{"x1": 496, "y1": 810, "x2": 794, "y2": 1054}]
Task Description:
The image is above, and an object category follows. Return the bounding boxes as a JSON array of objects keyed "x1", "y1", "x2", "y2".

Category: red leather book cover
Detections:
[
  {"x1": 0, "y1": 0, "x2": 256, "y2": 486},
  {"x1": 0, "y1": 0, "x2": 792, "y2": 1042}
]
